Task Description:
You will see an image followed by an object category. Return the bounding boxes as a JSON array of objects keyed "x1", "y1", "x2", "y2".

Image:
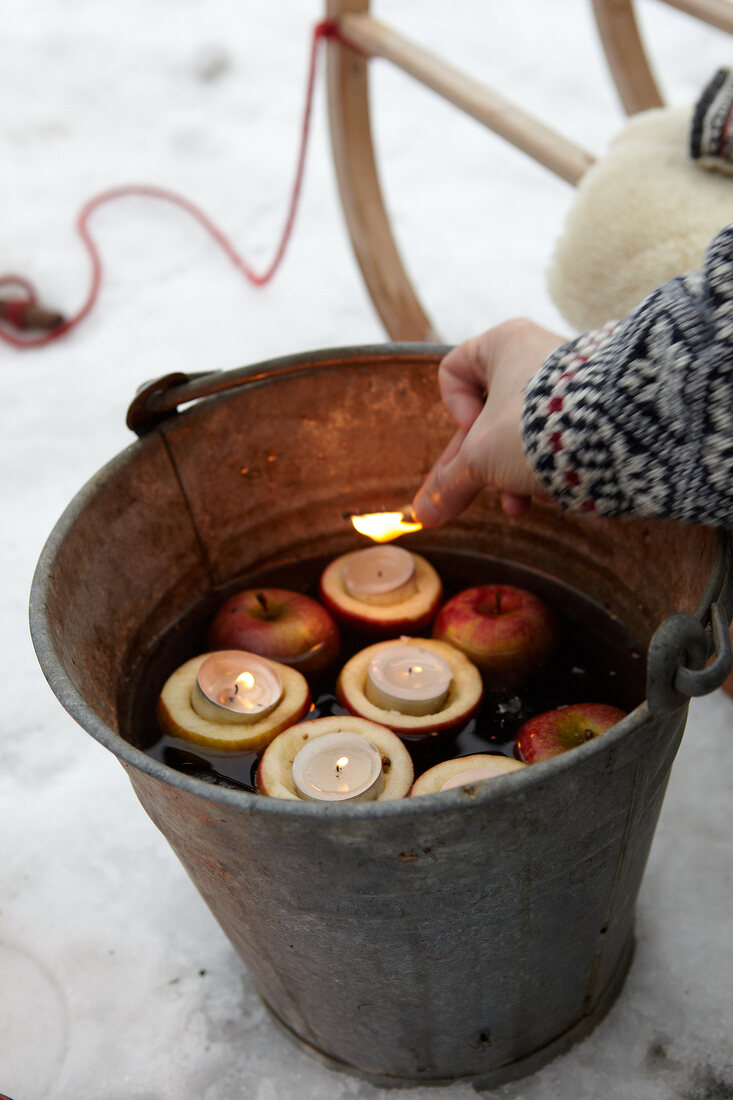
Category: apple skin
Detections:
[
  {"x1": 207, "y1": 587, "x2": 340, "y2": 678},
  {"x1": 514, "y1": 703, "x2": 626, "y2": 763},
  {"x1": 432, "y1": 584, "x2": 557, "y2": 690}
]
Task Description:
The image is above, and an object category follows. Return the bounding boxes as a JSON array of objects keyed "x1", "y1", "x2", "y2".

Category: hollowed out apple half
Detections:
[
  {"x1": 257, "y1": 715, "x2": 414, "y2": 801},
  {"x1": 337, "y1": 637, "x2": 482, "y2": 738},
  {"x1": 157, "y1": 653, "x2": 310, "y2": 752},
  {"x1": 410, "y1": 753, "x2": 526, "y2": 797},
  {"x1": 319, "y1": 550, "x2": 442, "y2": 634}
]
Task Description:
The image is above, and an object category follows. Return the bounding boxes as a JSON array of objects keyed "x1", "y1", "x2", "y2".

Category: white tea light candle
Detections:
[
  {"x1": 366, "y1": 642, "x2": 452, "y2": 716},
  {"x1": 292, "y1": 731, "x2": 384, "y2": 802},
  {"x1": 341, "y1": 545, "x2": 417, "y2": 605},
  {"x1": 192, "y1": 650, "x2": 283, "y2": 725}
]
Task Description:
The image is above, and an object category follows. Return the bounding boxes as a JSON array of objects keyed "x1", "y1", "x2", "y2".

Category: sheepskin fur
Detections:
[{"x1": 548, "y1": 106, "x2": 733, "y2": 332}]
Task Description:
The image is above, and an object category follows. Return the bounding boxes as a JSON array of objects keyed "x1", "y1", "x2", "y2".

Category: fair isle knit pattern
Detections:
[
  {"x1": 521, "y1": 225, "x2": 733, "y2": 524},
  {"x1": 690, "y1": 68, "x2": 733, "y2": 173}
]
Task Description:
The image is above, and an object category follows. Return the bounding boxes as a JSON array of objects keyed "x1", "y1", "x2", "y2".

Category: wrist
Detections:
[{"x1": 520, "y1": 322, "x2": 620, "y2": 513}]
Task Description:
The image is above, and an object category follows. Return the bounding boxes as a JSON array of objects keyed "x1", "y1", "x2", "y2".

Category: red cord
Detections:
[{"x1": 0, "y1": 19, "x2": 357, "y2": 350}]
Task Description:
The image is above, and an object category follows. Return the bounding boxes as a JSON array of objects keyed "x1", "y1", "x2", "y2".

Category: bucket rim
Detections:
[{"x1": 29, "y1": 341, "x2": 707, "y2": 820}]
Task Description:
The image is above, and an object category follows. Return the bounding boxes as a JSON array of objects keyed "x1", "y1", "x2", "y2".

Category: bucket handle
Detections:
[
  {"x1": 647, "y1": 529, "x2": 733, "y2": 714},
  {"x1": 125, "y1": 345, "x2": 451, "y2": 436}
]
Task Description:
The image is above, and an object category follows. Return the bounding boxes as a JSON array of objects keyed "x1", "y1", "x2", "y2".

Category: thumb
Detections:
[{"x1": 412, "y1": 442, "x2": 485, "y2": 528}]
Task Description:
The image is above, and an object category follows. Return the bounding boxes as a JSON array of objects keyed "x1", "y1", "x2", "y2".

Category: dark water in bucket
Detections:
[{"x1": 120, "y1": 548, "x2": 646, "y2": 793}]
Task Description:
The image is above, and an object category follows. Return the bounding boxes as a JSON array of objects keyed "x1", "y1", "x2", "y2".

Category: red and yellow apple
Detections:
[
  {"x1": 432, "y1": 584, "x2": 557, "y2": 691},
  {"x1": 207, "y1": 587, "x2": 339, "y2": 678},
  {"x1": 514, "y1": 702, "x2": 626, "y2": 763},
  {"x1": 319, "y1": 548, "x2": 442, "y2": 635}
]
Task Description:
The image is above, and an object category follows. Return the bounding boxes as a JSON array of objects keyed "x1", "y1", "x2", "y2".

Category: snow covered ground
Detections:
[{"x1": 2, "y1": 1, "x2": 732, "y2": 1097}]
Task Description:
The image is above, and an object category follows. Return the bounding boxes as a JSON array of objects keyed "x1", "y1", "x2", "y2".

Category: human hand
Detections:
[{"x1": 411, "y1": 319, "x2": 566, "y2": 527}]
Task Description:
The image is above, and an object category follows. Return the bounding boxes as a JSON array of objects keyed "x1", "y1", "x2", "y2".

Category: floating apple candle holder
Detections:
[
  {"x1": 410, "y1": 753, "x2": 526, "y2": 797},
  {"x1": 433, "y1": 584, "x2": 558, "y2": 691},
  {"x1": 207, "y1": 587, "x2": 339, "y2": 679},
  {"x1": 157, "y1": 650, "x2": 310, "y2": 751},
  {"x1": 515, "y1": 702, "x2": 627, "y2": 764},
  {"x1": 257, "y1": 715, "x2": 414, "y2": 801},
  {"x1": 320, "y1": 548, "x2": 442, "y2": 634},
  {"x1": 337, "y1": 637, "x2": 482, "y2": 737}
]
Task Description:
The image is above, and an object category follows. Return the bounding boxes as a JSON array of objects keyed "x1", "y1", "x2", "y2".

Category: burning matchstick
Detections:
[{"x1": 347, "y1": 509, "x2": 423, "y2": 543}]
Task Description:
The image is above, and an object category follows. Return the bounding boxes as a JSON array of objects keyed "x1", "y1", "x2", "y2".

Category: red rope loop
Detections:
[
  {"x1": 0, "y1": 19, "x2": 356, "y2": 350},
  {"x1": 1, "y1": 300, "x2": 33, "y2": 328}
]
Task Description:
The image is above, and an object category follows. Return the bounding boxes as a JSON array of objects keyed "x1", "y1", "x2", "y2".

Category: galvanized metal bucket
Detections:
[{"x1": 30, "y1": 345, "x2": 733, "y2": 1089}]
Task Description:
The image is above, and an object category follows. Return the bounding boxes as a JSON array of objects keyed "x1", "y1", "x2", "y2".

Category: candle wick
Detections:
[{"x1": 233, "y1": 683, "x2": 239, "y2": 695}]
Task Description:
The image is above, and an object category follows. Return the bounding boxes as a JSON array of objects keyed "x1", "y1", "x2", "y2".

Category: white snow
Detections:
[{"x1": 2, "y1": 1, "x2": 732, "y2": 1097}]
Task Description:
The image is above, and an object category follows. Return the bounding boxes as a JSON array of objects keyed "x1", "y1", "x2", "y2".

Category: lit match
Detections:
[{"x1": 349, "y1": 509, "x2": 423, "y2": 543}]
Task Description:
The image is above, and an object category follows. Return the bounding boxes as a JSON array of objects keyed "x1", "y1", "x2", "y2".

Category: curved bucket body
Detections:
[{"x1": 30, "y1": 345, "x2": 731, "y2": 1088}]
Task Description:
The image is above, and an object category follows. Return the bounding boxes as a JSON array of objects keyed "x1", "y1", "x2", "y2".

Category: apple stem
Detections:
[
  {"x1": 256, "y1": 590, "x2": 269, "y2": 616},
  {"x1": 584, "y1": 729, "x2": 594, "y2": 741},
  {"x1": 495, "y1": 590, "x2": 503, "y2": 615}
]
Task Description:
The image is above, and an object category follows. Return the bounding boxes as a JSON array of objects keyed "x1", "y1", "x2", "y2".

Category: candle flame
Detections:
[
  {"x1": 350, "y1": 510, "x2": 422, "y2": 543},
  {"x1": 237, "y1": 672, "x2": 256, "y2": 689},
  {"x1": 336, "y1": 756, "x2": 349, "y2": 769}
]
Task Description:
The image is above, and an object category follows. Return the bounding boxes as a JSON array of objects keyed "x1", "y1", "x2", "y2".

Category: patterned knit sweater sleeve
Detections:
[{"x1": 520, "y1": 225, "x2": 733, "y2": 525}]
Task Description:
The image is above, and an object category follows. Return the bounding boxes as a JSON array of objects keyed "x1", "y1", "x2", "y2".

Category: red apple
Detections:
[
  {"x1": 319, "y1": 549, "x2": 442, "y2": 635},
  {"x1": 207, "y1": 588, "x2": 339, "y2": 678},
  {"x1": 432, "y1": 584, "x2": 557, "y2": 690},
  {"x1": 514, "y1": 703, "x2": 626, "y2": 763}
]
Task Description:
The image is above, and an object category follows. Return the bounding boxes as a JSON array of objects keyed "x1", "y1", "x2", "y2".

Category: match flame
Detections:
[{"x1": 350, "y1": 510, "x2": 423, "y2": 543}]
